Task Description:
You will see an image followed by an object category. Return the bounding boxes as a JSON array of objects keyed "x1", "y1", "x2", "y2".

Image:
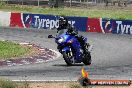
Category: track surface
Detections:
[{"x1": 0, "y1": 28, "x2": 132, "y2": 81}]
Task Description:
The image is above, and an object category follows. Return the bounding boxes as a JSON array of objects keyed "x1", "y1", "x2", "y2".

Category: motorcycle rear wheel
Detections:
[{"x1": 83, "y1": 51, "x2": 91, "y2": 65}]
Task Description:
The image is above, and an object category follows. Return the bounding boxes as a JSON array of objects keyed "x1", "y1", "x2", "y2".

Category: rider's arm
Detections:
[{"x1": 57, "y1": 26, "x2": 61, "y2": 33}]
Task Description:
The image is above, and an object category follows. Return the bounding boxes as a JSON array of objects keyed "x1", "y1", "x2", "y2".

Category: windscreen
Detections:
[{"x1": 57, "y1": 29, "x2": 68, "y2": 36}]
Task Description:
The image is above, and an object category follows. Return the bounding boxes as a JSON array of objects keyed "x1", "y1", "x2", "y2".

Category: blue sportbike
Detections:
[{"x1": 48, "y1": 29, "x2": 92, "y2": 66}]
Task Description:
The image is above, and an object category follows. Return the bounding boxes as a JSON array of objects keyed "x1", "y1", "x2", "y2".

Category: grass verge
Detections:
[
  {"x1": 0, "y1": 40, "x2": 32, "y2": 60},
  {"x1": 29, "y1": 82, "x2": 132, "y2": 88},
  {"x1": 70, "y1": 84, "x2": 92, "y2": 88},
  {"x1": 0, "y1": 80, "x2": 131, "y2": 88},
  {"x1": 0, "y1": 79, "x2": 17, "y2": 88},
  {"x1": 0, "y1": 79, "x2": 31, "y2": 88},
  {"x1": 0, "y1": 2, "x2": 132, "y2": 20}
]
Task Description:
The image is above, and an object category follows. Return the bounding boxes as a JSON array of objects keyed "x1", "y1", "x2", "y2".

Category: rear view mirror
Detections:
[{"x1": 48, "y1": 35, "x2": 53, "y2": 38}]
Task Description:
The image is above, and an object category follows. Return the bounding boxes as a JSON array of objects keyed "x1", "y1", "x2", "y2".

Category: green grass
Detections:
[
  {"x1": 0, "y1": 79, "x2": 30, "y2": 88},
  {"x1": 70, "y1": 84, "x2": 92, "y2": 88},
  {"x1": 0, "y1": 41, "x2": 31, "y2": 60},
  {"x1": 0, "y1": 2, "x2": 132, "y2": 20},
  {"x1": 0, "y1": 79, "x2": 17, "y2": 88}
]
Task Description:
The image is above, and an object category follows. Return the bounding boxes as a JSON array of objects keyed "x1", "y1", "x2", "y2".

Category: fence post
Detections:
[
  {"x1": 38, "y1": 0, "x2": 40, "y2": 6},
  {"x1": 70, "y1": 0, "x2": 72, "y2": 7},
  {"x1": 22, "y1": 0, "x2": 23, "y2": 5}
]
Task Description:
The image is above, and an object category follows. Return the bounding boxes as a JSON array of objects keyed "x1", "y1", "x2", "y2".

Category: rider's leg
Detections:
[{"x1": 76, "y1": 35, "x2": 87, "y2": 53}]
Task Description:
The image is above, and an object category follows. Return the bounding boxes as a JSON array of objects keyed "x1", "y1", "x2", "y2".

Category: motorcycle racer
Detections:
[{"x1": 57, "y1": 16, "x2": 88, "y2": 53}]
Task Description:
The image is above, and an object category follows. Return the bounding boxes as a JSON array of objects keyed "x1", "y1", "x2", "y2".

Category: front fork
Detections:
[
  {"x1": 58, "y1": 45, "x2": 75, "y2": 64},
  {"x1": 69, "y1": 48, "x2": 75, "y2": 64}
]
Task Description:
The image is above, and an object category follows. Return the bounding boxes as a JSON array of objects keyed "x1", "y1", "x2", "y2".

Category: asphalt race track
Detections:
[{"x1": 0, "y1": 28, "x2": 132, "y2": 81}]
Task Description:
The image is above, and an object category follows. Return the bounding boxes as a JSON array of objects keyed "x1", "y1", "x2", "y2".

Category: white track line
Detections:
[
  {"x1": 12, "y1": 80, "x2": 77, "y2": 82},
  {"x1": 49, "y1": 49, "x2": 61, "y2": 59}
]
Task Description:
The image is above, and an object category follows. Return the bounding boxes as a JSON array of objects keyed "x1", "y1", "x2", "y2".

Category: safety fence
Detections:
[
  {"x1": 0, "y1": 11, "x2": 132, "y2": 34},
  {"x1": 1, "y1": 0, "x2": 131, "y2": 7}
]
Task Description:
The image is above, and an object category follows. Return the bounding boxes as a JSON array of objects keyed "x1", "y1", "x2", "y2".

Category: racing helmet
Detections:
[{"x1": 59, "y1": 16, "x2": 68, "y2": 27}]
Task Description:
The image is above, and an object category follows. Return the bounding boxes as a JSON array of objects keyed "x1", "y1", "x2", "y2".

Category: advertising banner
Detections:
[
  {"x1": 66, "y1": 16, "x2": 88, "y2": 31},
  {"x1": 101, "y1": 19, "x2": 132, "y2": 34},
  {"x1": 86, "y1": 18, "x2": 104, "y2": 33},
  {"x1": 22, "y1": 13, "x2": 88, "y2": 31},
  {"x1": 9, "y1": 12, "x2": 132, "y2": 34},
  {"x1": 22, "y1": 13, "x2": 60, "y2": 29},
  {"x1": 10, "y1": 12, "x2": 87, "y2": 31},
  {"x1": 10, "y1": 12, "x2": 24, "y2": 28}
]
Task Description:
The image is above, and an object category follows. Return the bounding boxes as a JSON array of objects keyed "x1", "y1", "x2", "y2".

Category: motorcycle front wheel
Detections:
[{"x1": 62, "y1": 51, "x2": 74, "y2": 66}]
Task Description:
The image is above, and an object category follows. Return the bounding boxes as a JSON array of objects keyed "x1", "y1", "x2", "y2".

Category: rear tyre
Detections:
[
  {"x1": 83, "y1": 51, "x2": 91, "y2": 65},
  {"x1": 63, "y1": 52, "x2": 73, "y2": 66}
]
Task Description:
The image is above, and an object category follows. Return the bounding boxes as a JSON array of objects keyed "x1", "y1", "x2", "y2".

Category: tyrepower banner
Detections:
[
  {"x1": 22, "y1": 13, "x2": 60, "y2": 29},
  {"x1": 66, "y1": 16, "x2": 87, "y2": 31},
  {"x1": 101, "y1": 19, "x2": 132, "y2": 34},
  {"x1": 9, "y1": 12, "x2": 132, "y2": 34},
  {"x1": 10, "y1": 12, "x2": 87, "y2": 31},
  {"x1": 86, "y1": 18, "x2": 132, "y2": 34}
]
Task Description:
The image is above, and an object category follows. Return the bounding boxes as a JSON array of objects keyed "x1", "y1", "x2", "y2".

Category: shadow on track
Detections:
[{"x1": 52, "y1": 63, "x2": 85, "y2": 67}]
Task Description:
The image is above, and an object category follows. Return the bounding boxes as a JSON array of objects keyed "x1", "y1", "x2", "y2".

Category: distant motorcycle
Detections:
[{"x1": 48, "y1": 29, "x2": 93, "y2": 66}]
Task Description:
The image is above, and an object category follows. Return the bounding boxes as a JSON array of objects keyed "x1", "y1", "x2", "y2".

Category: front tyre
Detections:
[
  {"x1": 62, "y1": 52, "x2": 73, "y2": 66},
  {"x1": 83, "y1": 51, "x2": 91, "y2": 65}
]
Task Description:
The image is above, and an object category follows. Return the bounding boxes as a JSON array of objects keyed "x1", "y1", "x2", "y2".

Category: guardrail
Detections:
[{"x1": 0, "y1": 11, "x2": 132, "y2": 34}]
